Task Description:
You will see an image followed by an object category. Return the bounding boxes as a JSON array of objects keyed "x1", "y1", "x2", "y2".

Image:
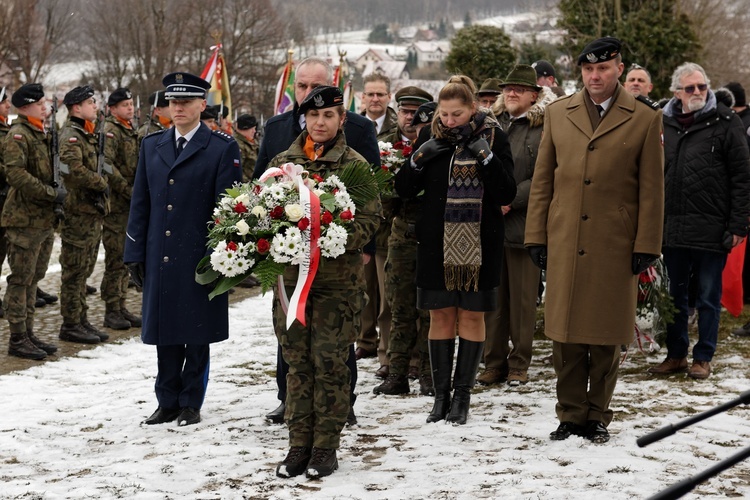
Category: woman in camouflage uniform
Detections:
[{"x1": 270, "y1": 86, "x2": 380, "y2": 480}]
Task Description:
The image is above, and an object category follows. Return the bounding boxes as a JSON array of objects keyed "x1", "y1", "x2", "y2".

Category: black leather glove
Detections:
[
  {"x1": 528, "y1": 245, "x2": 547, "y2": 270},
  {"x1": 410, "y1": 139, "x2": 453, "y2": 171},
  {"x1": 127, "y1": 262, "x2": 145, "y2": 289},
  {"x1": 53, "y1": 186, "x2": 67, "y2": 204},
  {"x1": 632, "y1": 253, "x2": 659, "y2": 275},
  {"x1": 466, "y1": 136, "x2": 494, "y2": 166}
]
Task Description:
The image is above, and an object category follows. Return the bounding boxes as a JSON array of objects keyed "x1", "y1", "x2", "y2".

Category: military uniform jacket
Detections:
[
  {"x1": 1, "y1": 115, "x2": 58, "y2": 229},
  {"x1": 235, "y1": 132, "x2": 258, "y2": 183},
  {"x1": 104, "y1": 115, "x2": 139, "y2": 213},
  {"x1": 0, "y1": 118, "x2": 10, "y2": 188},
  {"x1": 373, "y1": 107, "x2": 398, "y2": 141},
  {"x1": 525, "y1": 85, "x2": 665, "y2": 345},
  {"x1": 60, "y1": 118, "x2": 109, "y2": 216},
  {"x1": 137, "y1": 117, "x2": 166, "y2": 144},
  {"x1": 268, "y1": 131, "x2": 382, "y2": 293},
  {"x1": 374, "y1": 124, "x2": 412, "y2": 252},
  {"x1": 124, "y1": 124, "x2": 242, "y2": 346}
]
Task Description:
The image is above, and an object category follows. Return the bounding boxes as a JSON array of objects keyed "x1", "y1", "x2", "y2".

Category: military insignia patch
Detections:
[
  {"x1": 69, "y1": 137, "x2": 78, "y2": 143},
  {"x1": 586, "y1": 53, "x2": 597, "y2": 63},
  {"x1": 176, "y1": 74, "x2": 183, "y2": 83},
  {"x1": 313, "y1": 94, "x2": 325, "y2": 108},
  {"x1": 233, "y1": 158, "x2": 240, "y2": 167},
  {"x1": 13, "y1": 134, "x2": 22, "y2": 140},
  {"x1": 106, "y1": 132, "x2": 114, "y2": 138}
]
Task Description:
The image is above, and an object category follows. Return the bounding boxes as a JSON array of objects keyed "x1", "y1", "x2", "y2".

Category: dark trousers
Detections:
[
  {"x1": 663, "y1": 247, "x2": 726, "y2": 362},
  {"x1": 276, "y1": 343, "x2": 357, "y2": 405},
  {"x1": 156, "y1": 344, "x2": 210, "y2": 410}
]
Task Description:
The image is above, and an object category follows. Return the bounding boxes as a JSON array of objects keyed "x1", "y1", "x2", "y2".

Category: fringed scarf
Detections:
[{"x1": 434, "y1": 111, "x2": 497, "y2": 291}]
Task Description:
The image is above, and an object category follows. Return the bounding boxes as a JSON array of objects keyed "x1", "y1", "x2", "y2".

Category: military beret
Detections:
[
  {"x1": 148, "y1": 91, "x2": 169, "y2": 108},
  {"x1": 236, "y1": 114, "x2": 257, "y2": 130},
  {"x1": 395, "y1": 86, "x2": 433, "y2": 106},
  {"x1": 200, "y1": 106, "x2": 219, "y2": 121},
  {"x1": 216, "y1": 104, "x2": 229, "y2": 119},
  {"x1": 532, "y1": 60, "x2": 556, "y2": 78},
  {"x1": 577, "y1": 37, "x2": 622, "y2": 65},
  {"x1": 725, "y1": 82, "x2": 746, "y2": 108},
  {"x1": 298, "y1": 85, "x2": 344, "y2": 115},
  {"x1": 410, "y1": 101, "x2": 437, "y2": 127},
  {"x1": 11, "y1": 83, "x2": 44, "y2": 108},
  {"x1": 500, "y1": 65, "x2": 542, "y2": 91},
  {"x1": 0, "y1": 87, "x2": 7, "y2": 103},
  {"x1": 63, "y1": 85, "x2": 95, "y2": 106},
  {"x1": 162, "y1": 72, "x2": 210, "y2": 100},
  {"x1": 108, "y1": 87, "x2": 132, "y2": 106},
  {"x1": 477, "y1": 78, "x2": 503, "y2": 96}
]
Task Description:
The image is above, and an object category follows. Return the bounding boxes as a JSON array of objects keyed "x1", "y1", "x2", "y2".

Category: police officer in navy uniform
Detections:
[{"x1": 124, "y1": 72, "x2": 242, "y2": 427}]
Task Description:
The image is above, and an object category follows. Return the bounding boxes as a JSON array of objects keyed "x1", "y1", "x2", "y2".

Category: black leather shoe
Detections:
[
  {"x1": 177, "y1": 407, "x2": 201, "y2": 426},
  {"x1": 276, "y1": 446, "x2": 312, "y2": 478},
  {"x1": 585, "y1": 420, "x2": 610, "y2": 444},
  {"x1": 36, "y1": 287, "x2": 58, "y2": 304},
  {"x1": 346, "y1": 405, "x2": 357, "y2": 426},
  {"x1": 549, "y1": 422, "x2": 585, "y2": 441},
  {"x1": 86, "y1": 284, "x2": 97, "y2": 295},
  {"x1": 143, "y1": 407, "x2": 180, "y2": 425},
  {"x1": 34, "y1": 297, "x2": 46, "y2": 308},
  {"x1": 306, "y1": 447, "x2": 338, "y2": 479},
  {"x1": 266, "y1": 402, "x2": 285, "y2": 424}
]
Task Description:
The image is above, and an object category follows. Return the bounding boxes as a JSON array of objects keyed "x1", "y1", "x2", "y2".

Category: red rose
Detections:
[
  {"x1": 234, "y1": 202, "x2": 248, "y2": 214},
  {"x1": 257, "y1": 238, "x2": 270, "y2": 254},
  {"x1": 298, "y1": 217, "x2": 310, "y2": 230},
  {"x1": 380, "y1": 150, "x2": 389, "y2": 157},
  {"x1": 393, "y1": 141, "x2": 405, "y2": 150},
  {"x1": 312, "y1": 174, "x2": 324, "y2": 183},
  {"x1": 332, "y1": 188, "x2": 338, "y2": 195},
  {"x1": 340, "y1": 209, "x2": 353, "y2": 221},
  {"x1": 321, "y1": 211, "x2": 333, "y2": 225},
  {"x1": 227, "y1": 241, "x2": 238, "y2": 252},
  {"x1": 215, "y1": 218, "x2": 220, "y2": 224},
  {"x1": 381, "y1": 165, "x2": 389, "y2": 171},
  {"x1": 402, "y1": 145, "x2": 413, "y2": 156},
  {"x1": 270, "y1": 206, "x2": 284, "y2": 219},
  {"x1": 253, "y1": 185, "x2": 262, "y2": 194}
]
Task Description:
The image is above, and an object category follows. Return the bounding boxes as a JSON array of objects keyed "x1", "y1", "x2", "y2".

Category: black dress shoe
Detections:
[
  {"x1": 549, "y1": 421, "x2": 585, "y2": 441},
  {"x1": 36, "y1": 287, "x2": 58, "y2": 304},
  {"x1": 34, "y1": 297, "x2": 46, "y2": 308},
  {"x1": 276, "y1": 446, "x2": 312, "y2": 478},
  {"x1": 177, "y1": 407, "x2": 201, "y2": 426},
  {"x1": 86, "y1": 284, "x2": 97, "y2": 295},
  {"x1": 143, "y1": 407, "x2": 180, "y2": 425},
  {"x1": 266, "y1": 402, "x2": 286, "y2": 424},
  {"x1": 585, "y1": 420, "x2": 610, "y2": 444}
]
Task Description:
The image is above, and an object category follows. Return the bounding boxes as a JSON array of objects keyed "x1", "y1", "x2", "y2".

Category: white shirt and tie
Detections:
[{"x1": 175, "y1": 123, "x2": 201, "y2": 157}]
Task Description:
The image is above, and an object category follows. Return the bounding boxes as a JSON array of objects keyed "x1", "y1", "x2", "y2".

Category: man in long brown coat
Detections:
[{"x1": 525, "y1": 37, "x2": 664, "y2": 443}]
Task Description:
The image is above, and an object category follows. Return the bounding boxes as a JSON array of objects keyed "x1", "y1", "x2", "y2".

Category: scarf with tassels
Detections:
[{"x1": 433, "y1": 111, "x2": 497, "y2": 291}]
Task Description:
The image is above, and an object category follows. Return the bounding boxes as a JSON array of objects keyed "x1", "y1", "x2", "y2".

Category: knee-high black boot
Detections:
[
  {"x1": 426, "y1": 338, "x2": 455, "y2": 423},
  {"x1": 446, "y1": 338, "x2": 484, "y2": 425}
]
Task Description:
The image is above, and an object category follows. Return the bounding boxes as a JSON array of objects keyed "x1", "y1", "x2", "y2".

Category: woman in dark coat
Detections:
[{"x1": 396, "y1": 75, "x2": 516, "y2": 424}]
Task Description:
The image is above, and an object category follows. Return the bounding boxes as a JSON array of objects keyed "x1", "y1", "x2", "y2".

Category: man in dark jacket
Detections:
[
  {"x1": 649, "y1": 63, "x2": 750, "y2": 379},
  {"x1": 125, "y1": 72, "x2": 242, "y2": 426},
  {"x1": 253, "y1": 57, "x2": 380, "y2": 425}
]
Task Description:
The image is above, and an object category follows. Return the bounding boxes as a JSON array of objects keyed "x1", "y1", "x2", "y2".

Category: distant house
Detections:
[
  {"x1": 407, "y1": 41, "x2": 449, "y2": 70},
  {"x1": 355, "y1": 49, "x2": 393, "y2": 72},
  {"x1": 361, "y1": 60, "x2": 410, "y2": 81},
  {"x1": 414, "y1": 29, "x2": 438, "y2": 42}
]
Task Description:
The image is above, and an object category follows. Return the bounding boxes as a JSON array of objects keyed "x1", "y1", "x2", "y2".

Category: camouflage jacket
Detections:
[
  {"x1": 137, "y1": 117, "x2": 167, "y2": 145},
  {"x1": 235, "y1": 132, "x2": 258, "y2": 183},
  {"x1": 1, "y1": 115, "x2": 58, "y2": 229},
  {"x1": 104, "y1": 115, "x2": 139, "y2": 212},
  {"x1": 375, "y1": 107, "x2": 399, "y2": 141},
  {"x1": 60, "y1": 117, "x2": 109, "y2": 216},
  {"x1": 268, "y1": 131, "x2": 382, "y2": 292},
  {"x1": 0, "y1": 118, "x2": 10, "y2": 187}
]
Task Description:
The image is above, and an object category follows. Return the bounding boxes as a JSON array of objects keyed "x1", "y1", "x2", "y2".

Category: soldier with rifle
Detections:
[
  {"x1": 137, "y1": 91, "x2": 171, "y2": 144},
  {"x1": 101, "y1": 87, "x2": 142, "y2": 330},
  {"x1": 2, "y1": 83, "x2": 65, "y2": 359},
  {"x1": 58, "y1": 85, "x2": 111, "y2": 344},
  {"x1": 0, "y1": 87, "x2": 10, "y2": 318}
]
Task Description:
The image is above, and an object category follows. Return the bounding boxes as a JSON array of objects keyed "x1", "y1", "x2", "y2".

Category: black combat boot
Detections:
[
  {"x1": 276, "y1": 446, "x2": 311, "y2": 478},
  {"x1": 120, "y1": 299, "x2": 142, "y2": 327},
  {"x1": 36, "y1": 287, "x2": 58, "y2": 304},
  {"x1": 8, "y1": 332, "x2": 47, "y2": 360},
  {"x1": 305, "y1": 448, "x2": 338, "y2": 478},
  {"x1": 103, "y1": 306, "x2": 131, "y2": 330},
  {"x1": 34, "y1": 296, "x2": 46, "y2": 308},
  {"x1": 445, "y1": 338, "x2": 484, "y2": 425},
  {"x1": 426, "y1": 338, "x2": 455, "y2": 423},
  {"x1": 27, "y1": 330, "x2": 58, "y2": 355},
  {"x1": 59, "y1": 323, "x2": 100, "y2": 344},
  {"x1": 82, "y1": 317, "x2": 110, "y2": 341},
  {"x1": 372, "y1": 373, "x2": 410, "y2": 395}
]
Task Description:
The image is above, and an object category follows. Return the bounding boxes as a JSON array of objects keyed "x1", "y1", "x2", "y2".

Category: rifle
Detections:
[
  {"x1": 94, "y1": 94, "x2": 114, "y2": 215},
  {"x1": 133, "y1": 94, "x2": 141, "y2": 130},
  {"x1": 144, "y1": 90, "x2": 157, "y2": 137},
  {"x1": 49, "y1": 96, "x2": 68, "y2": 221}
]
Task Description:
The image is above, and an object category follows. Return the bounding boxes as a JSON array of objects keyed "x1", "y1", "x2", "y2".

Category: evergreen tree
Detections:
[
  {"x1": 445, "y1": 25, "x2": 516, "y2": 86},
  {"x1": 368, "y1": 23, "x2": 393, "y2": 44}
]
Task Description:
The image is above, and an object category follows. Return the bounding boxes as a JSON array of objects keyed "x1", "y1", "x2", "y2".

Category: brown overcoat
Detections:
[{"x1": 525, "y1": 86, "x2": 664, "y2": 345}]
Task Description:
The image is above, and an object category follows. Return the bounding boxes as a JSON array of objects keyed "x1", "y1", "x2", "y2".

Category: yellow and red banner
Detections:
[{"x1": 201, "y1": 44, "x2": 232, "y2": 133}]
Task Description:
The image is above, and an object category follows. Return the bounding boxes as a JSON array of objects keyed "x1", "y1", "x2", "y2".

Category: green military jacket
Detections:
[
  {"x1": 268, "y1": 131, "x2": 382, "y2": 292},
  {"x1": 59, "y1": 117, "x2": 109, "y2": 216},
  {"x1": 376, "y1": 107, "x2": 399, "y2": 141},
  {"x1": 235, "y1": 132, "x2": 258, "y2": 183},
  {"x1": 104, "y1": 115, "x2": 139, "y2": 213},
  {"x1": 137, "y1": 117, "x2": 166, "y2": 145},
  {"x1": 0, "y1": 118, "x2": 10, "y2": 188},
  {"x1": 1, "y1": 115, "x2": 58, "y2": 229},
  {"x1": 373, "y1": 123, "x2": 411, "y2": 252}
]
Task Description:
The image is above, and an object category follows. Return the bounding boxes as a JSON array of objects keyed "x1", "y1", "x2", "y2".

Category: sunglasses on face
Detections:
[{"x1": 677, "y1": 84, "x2": 708, "y2": 94}]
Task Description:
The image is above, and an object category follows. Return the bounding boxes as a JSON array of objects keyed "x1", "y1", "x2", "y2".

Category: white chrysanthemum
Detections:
[
  {"x1": 285, "y1": 204, "x2": 304, "y2": 222},
  {"x1": 322, "y1": 175, "x2": 346, "y2": 192},
  {"x1": 378, "y1": 141, "x2": 393, "y2": 150},
  {"x1": 241, "y1": 241, "x2": 256, "y2": 255},
  {"x1": 319, "y1": 223, "x2": 348, "y2": 258},
  {"x1": 212, "y1": 207, "x2": 222, "y2": 219},
  {"x1": 220, "y1": 196, "x2": 234, "y2": 211},
  {"x1": 235, "y1": 219, "x2": 250, "y2": 236},
  {"x1": 263, "y1": 183, "x2": 287, "y2": 203},
  {"x1": 334, "y1": 191, "x2": 355, "y2": 214},
  {"x1": 270, "y1": 228, "x2": 304, "y2": 264}
]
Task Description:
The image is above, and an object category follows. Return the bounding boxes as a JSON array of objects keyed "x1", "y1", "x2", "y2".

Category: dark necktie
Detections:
[
  {"x1": 372, "y1": 120, "x2": 378, "y2": 134},
  {"x1": 596, "y1": 104, "x2": 605, "y2": 116},
  {"x1": 176, "y1": 136, "x2": 187, "y2": 157}
]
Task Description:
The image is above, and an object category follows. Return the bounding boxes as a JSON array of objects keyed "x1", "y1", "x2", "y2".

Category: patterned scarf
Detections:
[{"x1": 434, "y1": 111, "x2": 497, "y2": 291}]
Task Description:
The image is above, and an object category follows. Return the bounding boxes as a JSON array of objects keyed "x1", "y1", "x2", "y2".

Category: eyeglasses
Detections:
[
  {"x1": 677, "y1": 84, "x2": 708, "y2": 94},
  {"x1": 364, "y1": 92, "x2": 388, "y2": 98},
  {"x1": 398, "y1": 108, "x2": 417, "y2": 116},
  {"x1": 502, "y1": 86, "x2": 533, "y2": 95}
]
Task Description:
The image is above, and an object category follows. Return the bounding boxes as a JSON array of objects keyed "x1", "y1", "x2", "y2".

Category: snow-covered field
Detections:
[{"x1": 3, "y1": 292, "x2": 750, "y2": 499}]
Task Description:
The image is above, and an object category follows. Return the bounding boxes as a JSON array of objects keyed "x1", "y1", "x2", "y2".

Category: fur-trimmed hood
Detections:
[{"x1": 490, "y1": 86, "x2": 558, "y2": 128}]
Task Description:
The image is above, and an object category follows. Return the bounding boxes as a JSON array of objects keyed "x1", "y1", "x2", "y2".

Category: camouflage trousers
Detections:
[
  {"x1": 100, "y1": 211, "x2": 129, "y2": 308},
  {"x1": 273, "y1": 285, "x2": 363, "y2": 449},
  {"x1": 0, "y1": 226, "x2": 7, "y2": 284},
  {"x1": 384, "y1": 216, "x2": 430, "y2": 376},
  {"x1": 3, "y1": 227, "x2": 55, "y2": 333},
  {"x1": 60, "y1": 213, "x2": 103, "y2": 324}
]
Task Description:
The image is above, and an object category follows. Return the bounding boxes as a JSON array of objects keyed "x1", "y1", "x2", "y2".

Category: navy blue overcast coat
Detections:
[{"x1": 124, "y1": 123, "x2": 242, "y2": 345}]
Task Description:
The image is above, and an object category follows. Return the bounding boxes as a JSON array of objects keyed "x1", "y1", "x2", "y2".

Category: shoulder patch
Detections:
[
  {"x1": 233, "y1": 158, "x2": 240, "y2": 168},
  {"x1": 13, "y1": 134, "x2": 23, "y2": 140},
  {"x1": 68, "y1": 137, "x2": 78, "y2": 143},
  {"x1": 106, "y1": 132, "x2": 114, "y2": 138},
  {"x1": 635, "y1": 95, "x2": 660, "y2": 110},
  {"x1": 212, "y1": 129, "x2": 234, "y2": 142}
]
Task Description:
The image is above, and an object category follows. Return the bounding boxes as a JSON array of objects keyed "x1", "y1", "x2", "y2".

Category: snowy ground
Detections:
[{"x1": 3, "y1": 292, "x2": 750, "y2": 499}]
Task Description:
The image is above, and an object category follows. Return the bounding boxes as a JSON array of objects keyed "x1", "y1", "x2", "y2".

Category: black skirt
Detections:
[{"x1": 417, "y1": 287, "x2": 498, "y2": 312}]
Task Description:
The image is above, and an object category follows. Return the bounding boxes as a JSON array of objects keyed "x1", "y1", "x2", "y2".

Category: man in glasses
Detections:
[
  {"x1": 624, "y1": 64, "x2": 654, "y2": 98},
  {"x1": 361, "y1": 73, "x2": 397, "y2": 139},
  {"x1": 649, "y1": 62, "x2": 750, "y2": 379}
]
